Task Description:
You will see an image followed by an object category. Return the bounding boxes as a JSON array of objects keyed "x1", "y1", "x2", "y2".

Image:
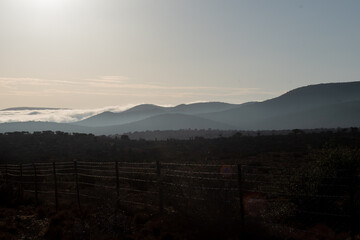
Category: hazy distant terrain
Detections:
[
  {"x1": 75, "y1": 102, "x2": 240, "y2": 127},
  {"x1": 1, "y1": 81, "x2": 360, "y2": 135},
  {"x1": 0, "y1": 107, "x2": 67, "y2": 111}
]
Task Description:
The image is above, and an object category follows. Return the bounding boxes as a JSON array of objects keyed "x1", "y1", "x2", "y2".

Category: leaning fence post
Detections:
[
  {"x1": 237, "y1": 164, "x2": 245, "y2": 225},
  {"x1": 33, "y1": 163, "x2": 38, "y2": 206},
  {"x1": 115, "y1": 160, "x2": 119, "y2": 198},
  {"x1": 53, "y1": 162, "x2": 58, "y2": 212},
  {"x1": 156, "y1": 161, "x2": 163, "y2": 214},
  {"x1": 74, "y1": 161, "x2": 81, "y2": 211}
]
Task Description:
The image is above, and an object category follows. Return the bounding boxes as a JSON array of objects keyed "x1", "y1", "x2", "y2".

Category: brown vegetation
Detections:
[{"x1": 0, "y1": 129, "x2": 359, "y2": 239}]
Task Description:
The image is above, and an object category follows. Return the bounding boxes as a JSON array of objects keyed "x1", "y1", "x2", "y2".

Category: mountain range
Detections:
[{"x1": 1, "y1": 81, "x2": 359, "y2": 135}]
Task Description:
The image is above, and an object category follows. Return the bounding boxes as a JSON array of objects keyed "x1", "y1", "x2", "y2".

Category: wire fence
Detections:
[{"x1": 0, "y1": 160, "x2": 359, "y2": 239}]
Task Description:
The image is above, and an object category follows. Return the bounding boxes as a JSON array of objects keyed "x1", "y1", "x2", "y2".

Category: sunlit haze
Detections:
[{"x1": 1, "y1": 0, "x2": 359, "y2": 109}]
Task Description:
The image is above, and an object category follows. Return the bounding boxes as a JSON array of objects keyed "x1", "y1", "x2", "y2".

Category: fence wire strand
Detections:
[{"x1": 0, "y1": 160, "x2": 358, "y2": 235}]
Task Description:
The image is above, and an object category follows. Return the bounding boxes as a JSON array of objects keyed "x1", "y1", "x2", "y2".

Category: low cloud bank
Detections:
[{"x1": 0, "y1": 105, "x2": 136, "y2": 123}]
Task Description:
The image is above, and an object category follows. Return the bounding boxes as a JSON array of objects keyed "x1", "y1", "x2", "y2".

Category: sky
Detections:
[{"x1": 0, "y1": 0, "x2": 359, "y2": 109}]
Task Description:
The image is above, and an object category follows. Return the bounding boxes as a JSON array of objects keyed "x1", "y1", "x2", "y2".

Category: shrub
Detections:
[{"x1": 290, "y1": 147, "x2": 360, "y2": 229}]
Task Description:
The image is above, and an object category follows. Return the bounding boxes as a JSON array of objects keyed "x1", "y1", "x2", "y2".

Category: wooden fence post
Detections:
[
  {"x1": 19, "y1": 164, "x2": 23, "y2": 200},
  {"x1": 350, "y1": 174, "x2": 357, "y2": 240},
  {"x1": 33, "y1": 163, "x2": 38, "y2": 206},
  {"x1": 156, "y1": 161, "x2": 163, "y2": 214},
  {"x1": 237, "y1": 164, "x2": 245, "y2": 225},
  {"x1": 74, "y1": 161, "x2": 81, "y2": 211},
  {"x1": 53, "y1": 162, "x2": 58, "y2": 212},
  {"x1": 4, "y1": 164, "x2": 8, "y2": 184},
  {"x1": 115, "y1": 160, "x2": 119, "y2": 198}
]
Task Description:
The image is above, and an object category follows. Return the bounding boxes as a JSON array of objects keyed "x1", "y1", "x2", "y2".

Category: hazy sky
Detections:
[{"x1": 0, "y1": 0, "x2": 359, "y2": 109}]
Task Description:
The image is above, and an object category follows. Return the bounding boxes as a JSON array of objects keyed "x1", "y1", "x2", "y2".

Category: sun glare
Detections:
[{"x1": 31, "y1": 0, "x2": 66, "y2": 9}]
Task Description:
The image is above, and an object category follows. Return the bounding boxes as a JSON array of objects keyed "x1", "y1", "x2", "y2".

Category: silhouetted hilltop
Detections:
[
  {"x1": 201, "y1": 81, "x2": 360, "y2": 129},
  {"x1": 75, "y1": 102, "x2": 240, "y2": 127},
  {"x1": 264, "y1": 81, "x2": 360, "y2": 111},
  {"x1": 170, "y1": 102, "x2": 239, "y2": 114},
  {"x1": 124, "y1": 104, "x2": 166, "y2": 113},
  {"x1": 1, "y1": 81, "x2": 360, "y2": 134},
  {"x1": 75, "y1": 106, "x2": 167, "y2": 127}
]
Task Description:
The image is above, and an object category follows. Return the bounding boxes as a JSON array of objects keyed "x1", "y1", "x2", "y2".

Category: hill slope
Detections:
[
  {"x1": 95, "y1": 113, "x2": 235, "y2": 135},
  {"x1": 245, "y1": 101, "x2": 360, "y2": 130},
  {"x1": 75, "y1": 106, "x2": 167, "y2": 127},
  {"x1": 75, "y1": 102, "x2": 238, "y2": 127},
  {"x1": 200, "y1": 81, "x2": 360, "y2": 129}
]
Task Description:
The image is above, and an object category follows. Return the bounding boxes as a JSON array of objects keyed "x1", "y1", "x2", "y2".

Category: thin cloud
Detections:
[
  {"x1": 0, "y1": 76, "x2": 279, "y2": 106},
  {"x1": 0, "y1": 105, "x2": 137, "y2": 123},
  {"x1": 0, "y1": 76, "x2": 275, "y2": 94}
]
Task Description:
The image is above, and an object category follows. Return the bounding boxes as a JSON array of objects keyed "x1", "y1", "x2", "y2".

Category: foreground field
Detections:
[{"x1": 0, "y1": 129, "x2": 359, "y2": 239}]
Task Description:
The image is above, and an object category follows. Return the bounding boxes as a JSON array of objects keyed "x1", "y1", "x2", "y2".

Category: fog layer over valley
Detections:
[{"x1": 1, "y1": 82, "x2": 360, "y2": 135}]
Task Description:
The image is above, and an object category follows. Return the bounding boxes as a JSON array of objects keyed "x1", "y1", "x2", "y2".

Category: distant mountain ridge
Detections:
[
  {"x1": 1, "y1": 81, "x2": 359, "y2": 135},
  {"x1": 200, "y1": 81, "x2": 360, "y2": 128},
  {"x1": 75, "y1": 102, "x2": 239, "y2": 127}
]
